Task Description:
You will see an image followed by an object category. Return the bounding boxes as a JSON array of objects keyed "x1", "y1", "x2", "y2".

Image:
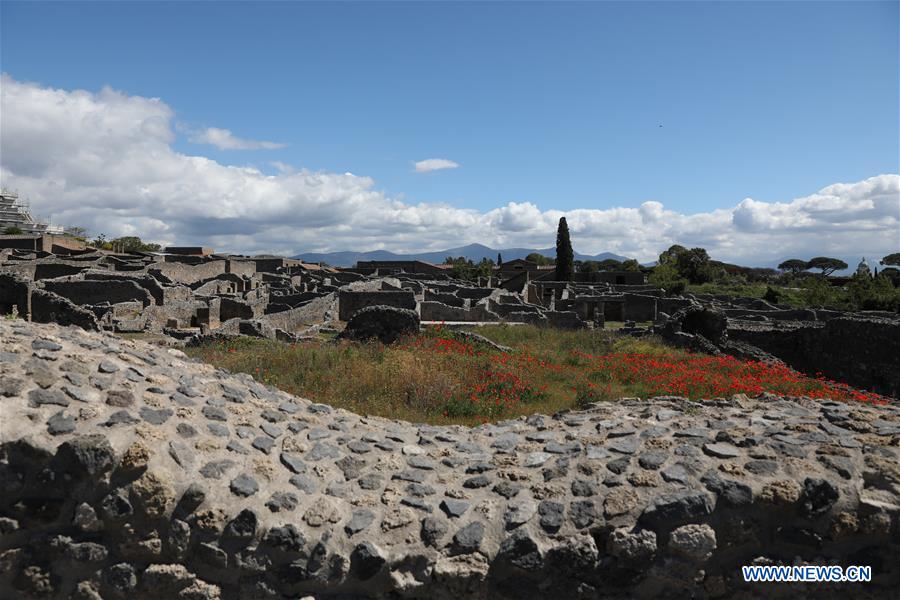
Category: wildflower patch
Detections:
[{"x1": 186, "y1": 325, "x2": 888, "y2": 425}]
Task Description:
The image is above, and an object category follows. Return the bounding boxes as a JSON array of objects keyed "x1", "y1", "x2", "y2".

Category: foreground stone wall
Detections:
[{"x1": 1, "y1": 320, "x2": 899, "y2": 599}]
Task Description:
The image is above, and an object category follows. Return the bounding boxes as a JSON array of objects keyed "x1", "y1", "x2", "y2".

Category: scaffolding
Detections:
[{"x1": 0, "y1": 188, "x2": 63, "y2": 234}]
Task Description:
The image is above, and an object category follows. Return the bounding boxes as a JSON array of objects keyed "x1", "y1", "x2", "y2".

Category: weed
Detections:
[{"x1": 184, "y1": 324, "x2": 887, "y2": 426}]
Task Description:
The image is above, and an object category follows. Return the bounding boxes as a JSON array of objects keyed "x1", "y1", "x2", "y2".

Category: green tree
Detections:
[
  {"x1": 108, "y1": 236, "x2": 161, "y2": 252},
  {"x1": 598, "y1": 258, "x2": 623, "y2": 271},
  {"x1": 807, "y1": 256, "x2": 848, "y2": 277},
  {"x1": 880, "y1": 267, "x2": 900, "y2": 287},
  {"x1": 577, "y1": 260, "x2": 599, "y2": 273},
  {"x1": 847, "y1": 272, "x2": 899, "y2": 311},
  {"x1": 621, "y1": 258, "x2": 640, "y2": 272},
  {"x1": 763, "y1": 286, "x2": 781, "y2": 304},
  {"x1": 2, "y1": 226, "x2": 24, "y2": 235},
  {"x1": 675, "y1": 247, "x2": 714, "y2": 284},
  {"x1": 443, "y1": 256, "x2": 493, "y2": 282},
  {"x1": 476, "y1": 258, "x2": 494, "y2": 279},
  {"x1": 554, "y1": 217, "x2": 574, "y2": 281},
  {"x1": 525, "y1": 252, "x2": 554, "y2": 266},
  {"x1": 91, "y1": 234, "x2": 112, "y2": 250},
  {"x1": 881, "y1": 253, "x2": 900, "y2": 266},
  {"x1": 658, "y1": 244, "x2": 687, "y2": 266},
  {"x1": 801, "y1": 276, "x2": 844, "y2": 309},
  {"x1": 649, "y1": 263, "x2": 687, "y2": 296},
  {"x1": 444, "y1": 256, "x2": 472, "y2": 280},
  {"x1": 497, "y1": 253, "x2": 503, "y2": 266},
  {"x1": 746, "y1": 267, "x2": 779, "y2": 282},
  {"x1": 778, "y1": 259, "x2": 808, "y2": 275}
]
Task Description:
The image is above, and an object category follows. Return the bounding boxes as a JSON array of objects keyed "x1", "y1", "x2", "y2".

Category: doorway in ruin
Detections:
[{"x1": 604, "y1": 301, "x2": 624, "y2": 321}]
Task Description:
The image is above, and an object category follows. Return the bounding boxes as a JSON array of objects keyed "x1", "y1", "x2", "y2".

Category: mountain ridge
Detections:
[{"x1": 293, "y1": 243, "x2": 630, "y2": 267}]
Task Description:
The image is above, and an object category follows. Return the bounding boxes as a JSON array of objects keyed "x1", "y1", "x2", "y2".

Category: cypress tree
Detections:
[
  {"x1": 497, "y1": 253, "x2": 503, "y2": 266},
  {"x1": 554, "y1": 217, "x2": 574, "y2": 281}
]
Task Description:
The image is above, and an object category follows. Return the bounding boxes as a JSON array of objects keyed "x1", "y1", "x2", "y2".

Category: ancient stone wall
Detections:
[
  {"x1": 1, "y1": 321, "x2": 898, "y2": 599},
  {"x1": 151, "y1": 261, "x2": 229, "y2": 286},
  {"x1": 29, "y1": 289, "x2": 100, "y2": 330},
  {"x1": 0, "y1": 262, "x2": 38, "y2": 281},
  {"x1": 220, "y1": 297, "x2": 268, "y2": 322},
  {"x1": 197, "y1": 297, "x2": 222, "y2": 330},
  {"x1": 192, "y1": 280, "x2": 235, "y2": 296},
  {"x1": 658, "y1": 297, "x2": 695, "y2": 315},
  {"x1": 419, "y1": 301, "x2": 500, "y2": 322},
  {"x1": 33, "y1": 262, "x2": 86, "y2": 280},
  {"x1": 224, "y1": 260, "x2": 257, "y2": 277},
  {"x1": 257, "y1": 294, "x2": 337, "y2": 331},
  {"x1": 488, "y1": 300, "x2": 542, "y2": 318},
  {"x1": 328, "y1": 272, "x2": 367, "y2": 285},
  {"x1": 455, "y1": 288, "x2": 495, "y2": 301},
  {"x1": 145, "y1": 302, "x2": 205, "y2": 331},
  {"x1": 623, "y1": 293, "x2": 658, "y2": 322},
  {"x1": 338, "y1": 290, "x2": 416, "y2": 321},
  {"x1": 269, "y1": 292, "x2": 328, "y2": 308},
  {"x1": 724, "y1": 308, "x2": 817, "y2": 321},
  {"x1": 41, "y1": 280, "x2": 154, "y2": 307},
  {"x1": 0, "y1": 273, "x2": 32, "y2": 317},
  {"x1": 82, "y1": 272, "x2": 193, "y2": 306},
  {"x1": 728, "y1": 315, "x2": 900, "y2": 397},
  {"x1": 424, "y1": 290, "x2": 465, "y2": 308}
]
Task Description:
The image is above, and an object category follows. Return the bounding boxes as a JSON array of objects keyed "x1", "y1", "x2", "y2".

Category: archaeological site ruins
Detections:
[{"x1": 1, "y1": 243, "x2": 899, "y2": 599}]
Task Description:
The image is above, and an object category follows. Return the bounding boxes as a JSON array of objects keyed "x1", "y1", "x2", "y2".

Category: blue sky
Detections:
[{"x1": 1, "y1": 1, "x2": 898, "y2": 262}]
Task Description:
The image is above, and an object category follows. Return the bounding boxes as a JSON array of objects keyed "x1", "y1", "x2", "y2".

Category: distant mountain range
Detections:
[{"x1": 293, "y1": 243, "x2": 630, "y2": 268}]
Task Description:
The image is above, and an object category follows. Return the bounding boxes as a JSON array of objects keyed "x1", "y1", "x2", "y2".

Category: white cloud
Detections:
[
  {"x1": 188, "y1": 126, "x2": 285, "y2": 150},
  {"x1": 270, "y1": 161, "x2": 296, "y2": 175},
  {"x1": 639, "y1": 201, "x2": 665, "y2": 223},
  {"x1": 1, "y1": 74, "x2": 898, "y2": 265},
  {"x1": 414, "y1": 158, "x2": 459, "y2": 173}
]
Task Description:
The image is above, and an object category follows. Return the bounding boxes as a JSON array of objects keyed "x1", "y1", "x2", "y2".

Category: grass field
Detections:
[
  {"x1": 685, "y1": 282, "x2": 808, "y2": 306},
  {"x1": 184, "y1": 324, "x2": 887, "y2": 425}
]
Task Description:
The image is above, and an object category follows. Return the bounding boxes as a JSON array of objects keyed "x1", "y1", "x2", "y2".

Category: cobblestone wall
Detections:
[{"x1": 1, "y1": 321, "x2": 898, "y2": 599}]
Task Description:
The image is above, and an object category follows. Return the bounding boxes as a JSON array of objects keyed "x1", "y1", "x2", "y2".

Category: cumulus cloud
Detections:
[
  {"x1": 270, "y1": 161, "x2": 296, "y2": 175},
  {"x1": 1, "y1": 74, "x2": 898, "y2": 264},
  {"x1": 414, "y1": 158, "x2": 459, "y2": 173},
  {"x1": 188, "y1": 126, "x2": 285, "y2": 150}
]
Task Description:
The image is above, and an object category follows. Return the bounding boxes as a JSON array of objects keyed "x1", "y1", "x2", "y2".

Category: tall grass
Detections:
[{"x1": 184, "y1": 324, "x2": 887, "y2": 426}]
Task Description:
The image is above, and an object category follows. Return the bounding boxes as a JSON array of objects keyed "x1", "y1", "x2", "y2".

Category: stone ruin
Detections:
[
  {"x1": 656, "y1": 300, "x2": 900, "y2": 399},
  {"x1": 2, "y1": 246, "x2": 898, "y2": 399},
  {"x1": 0, "y1": 249, "x2": 348, "y2": 341},
  {"x1": 0, "y1": 246, "x2": 668, "y2": 341},
  {"x1": 1, "y1": 249, "x2": 899, "y2": 598},
  {"x1": 1, "y1": 319, "x2": 899, "y2": 599}
]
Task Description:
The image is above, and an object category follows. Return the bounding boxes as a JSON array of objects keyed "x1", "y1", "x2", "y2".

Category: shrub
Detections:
[
  {"x1": 649, "y1": 263, "x2": 687, "y2": 296},
  {"x1": 763, "y1": 286, "x2": 781, "y2": 304}
]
